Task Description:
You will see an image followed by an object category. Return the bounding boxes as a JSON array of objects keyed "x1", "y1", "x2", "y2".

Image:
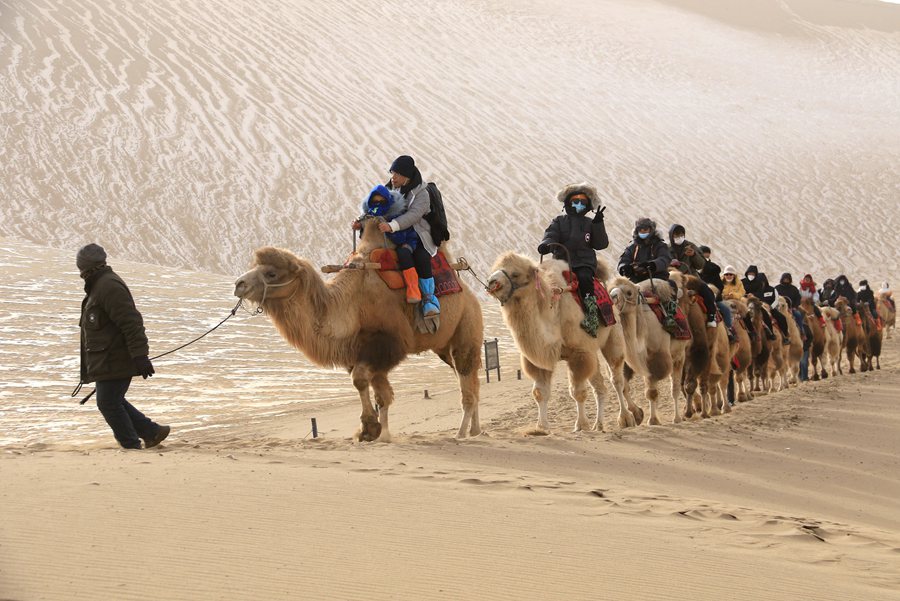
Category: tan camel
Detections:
[
  {"x1": 487, "y1": 253, "x2": 640, "y2": 432},
  {"x1": 607, "y1": 276, "x2": 685, "y2": 425},
  {"x1": 799, "y1": 298, "x2": 826, "y2": 380},
  {"x1": 669, "y1": 272, "x2": 730, "y2": 418},
  {"x1": 820, "y1": 306, "x2": 843, "y2": 376},
  {"x1": 746, "y1": 296, "x2": 778, "y2": 393},
  {"x1": 233, "y1": 234, "x2": 484, "y2": 442},
  {"x1": 876, "y1": 293, "x2": 895, "y2": 339},
  {"x1": 835, "y1": 298, "x2": 860, "y2": 374},
  {"x1": 724, "y1": 298, "x2": 754, "y2": 403},
  {"x1": 773, "y1": 297, "x2": 803, "y2": 386},
  {"x1": 858, "y1": 304, "x2": 882, "y2": 372}
]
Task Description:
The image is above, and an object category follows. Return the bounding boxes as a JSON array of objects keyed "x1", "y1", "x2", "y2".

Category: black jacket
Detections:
[
  {"x1": 617, "y1": 235, "x2": 672, "y2": 283},
  {"x1": 832, "y1": 275, "x2": 857, "y2": 308},
  {"x1": 80, "y1": 267, "x2": 150, "y2": 383},
  {"x1": 742, "y1": 265, "x2": 762, "y2": 298},
  {"x1": 538, "y1": 213, "x2": 609, "y2": 273},
  {"x1": 857, "y1": 287, "x2": 877, "y2": 316},
  {"x1": 774, "y1": 273, "x2": 801, "y2": 310},
  {"x1": 757, "y1": 273, "x2": 778, "y2": 308},
  {"x1": 667, "y1": 224, "x2": 706, "y2": 277},
  {"x1": 700, "y1": 260, "x2": 724, "y2": 300}
]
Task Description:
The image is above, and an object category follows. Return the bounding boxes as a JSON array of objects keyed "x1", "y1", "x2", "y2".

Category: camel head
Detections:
[
  {"x1": 821, "y1": 306, "x2": 840, "y2": 321},
  {"x1": 745, "y1": 295, "x2": 765, "y2": 319},
  {"x1": 835, "y1": 297, "x2": 851, "y2": 316},
  {"x1": 726, "y1": 297, "x2": 749, "y2": 320},
  {"x1": 608, "y1": 276, "x2": 642, "y2": 312},
  {"x1": 487, "y1": 252, "x2": 541, "y2": 305},
  {"x1": 233, "y1": 246, "x2": 305, "y2": 308},
  {"x1": 356, "y1": 215, "x2": 394, "y2": 255}
]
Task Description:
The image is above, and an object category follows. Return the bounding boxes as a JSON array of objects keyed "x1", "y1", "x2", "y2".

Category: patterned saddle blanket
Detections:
[
  {"x1": 368, "y1": 249, "x2": 461, "y2": 298},
  {"x1": 562, "y1": 271, "x2": 616, "y2": 327},
  {"x1": 642, "y1": 290, "x2": 692, "y2": 340}
]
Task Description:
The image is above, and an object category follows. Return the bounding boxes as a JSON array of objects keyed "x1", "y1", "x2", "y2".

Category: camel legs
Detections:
[
  {"x1": 600, "y1": 334, "x2": 638, "y2": 429},
  {"x1": 669, "y1": 343, "x2": 687, "y2": 424},
  {"x1": 453, "y1": 358, "x2": 482, "y2": 439},
  {"x1": 523, "y1": 358, "x2": 553, "y2": 432},
  {"x1": 351, "y1": 365, "x2": 382, "y2": 442},
  {"x1": 370, "y1": 372, "x2": 394, "y2": 443},
  {"x1": 567, "y1": 361, "x2": 594, "y2": 433}
]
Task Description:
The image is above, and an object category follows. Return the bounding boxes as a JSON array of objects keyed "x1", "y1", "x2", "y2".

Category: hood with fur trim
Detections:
[{"x1": 556, "y1": 182, "x2": 601, "y2": 211}]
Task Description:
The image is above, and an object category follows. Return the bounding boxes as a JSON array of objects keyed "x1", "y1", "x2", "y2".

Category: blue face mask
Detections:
[
  {"x1": 638, "y1": 232, "x2": 650, "y2": 240},
  {"x1": 571, "y1": 201, "x2": 587, "y2": 213}
]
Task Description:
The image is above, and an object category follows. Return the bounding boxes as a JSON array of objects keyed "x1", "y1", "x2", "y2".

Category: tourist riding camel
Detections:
[
  {"x1": 819, "y1": 278, "x2": 836, "y2": 306},
  {"x1": 537, "y1": 183, "x2": 609, "y2": 337},
  {"x1": 742, "y1": 265, "x2": 763, "y2": 299},
  {"x1": 757, "y1": 272, "x2": 790, "y2": 345},
  {"x1": 617, "y1": 217, "x2": 672, "y2": 283},
  {"x1": 832, "y1": 275, "x2": 857, "y2": 312},
  {"x1": 857, "y1": 280, "x2": 879, "y2": 326},
  {"x1": 667, "y1": 224, "x2": 706, "y2": 277},
  {"x1": 721, "y1": 265, "x2": 746, "y2": 301},
  {"x1": 384, "y1": 155, "x2": 441, "y2": 317}
]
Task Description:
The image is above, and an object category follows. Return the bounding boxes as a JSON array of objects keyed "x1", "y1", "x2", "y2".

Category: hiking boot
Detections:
[
  {"x1": 144, "y1": 425, "x2": 170, "y2": 449},
  {"x1": 402, "y1": 267, "x2": 421, "y2": 304},
  {"x1": 419, "y1": 277, "x2": 441, "y2": 317},
  {"x1": 706, "y1": 319, "x2": 717, "y2": 328}
]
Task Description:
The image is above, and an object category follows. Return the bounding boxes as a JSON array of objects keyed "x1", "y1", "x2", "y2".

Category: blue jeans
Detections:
[
  {"x1": 95, "y1": 378, "x2": 160, "y2": 449},
  {"x1": 716, "y1": 301, "x2": 733, "y2": 329}
]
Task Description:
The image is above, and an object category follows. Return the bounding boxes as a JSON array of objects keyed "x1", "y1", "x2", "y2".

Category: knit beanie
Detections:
[
  {"x1": 389, "y1": 155, "x2": 416, "y2": 179},
  {"x1": 76, "y1": 243, "x2": 107, "y2": 272}
]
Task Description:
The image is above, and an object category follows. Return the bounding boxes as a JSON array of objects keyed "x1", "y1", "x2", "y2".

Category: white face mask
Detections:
[
  {"x1": 747, "y1": 275, "x2": 756, "y2": 281},
  {"x1": 673, "y1": 236, "x2": 685, "y2": 245}
]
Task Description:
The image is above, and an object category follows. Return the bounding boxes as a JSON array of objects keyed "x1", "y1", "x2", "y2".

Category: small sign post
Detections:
[{"x1": 484, "y1": 338, "x2": 500, "y2": 383}]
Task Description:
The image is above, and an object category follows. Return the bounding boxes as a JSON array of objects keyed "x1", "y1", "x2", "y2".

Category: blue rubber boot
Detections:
[{"x1": 419, "y1": 277, "x2": 441, "y2": 317}]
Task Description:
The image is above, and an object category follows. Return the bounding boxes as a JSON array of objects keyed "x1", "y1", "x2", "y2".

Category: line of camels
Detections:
[{"x1": 232, "y1": 221, "x2": 896, "y2": 442}]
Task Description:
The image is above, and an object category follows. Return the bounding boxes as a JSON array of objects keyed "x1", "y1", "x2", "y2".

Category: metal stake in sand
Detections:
[{"x1": 311, "y1": 418, "x2": 318, "y2": 439}]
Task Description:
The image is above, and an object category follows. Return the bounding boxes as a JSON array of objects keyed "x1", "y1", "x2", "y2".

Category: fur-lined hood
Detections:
[{"x1": 556, "y1": 182, "x2": 601, "y2": 211}]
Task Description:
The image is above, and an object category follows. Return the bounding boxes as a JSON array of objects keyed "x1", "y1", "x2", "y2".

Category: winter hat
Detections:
[
  {"x1": 634, "y1": 217, "x2": 655, "y2": 231},
  {"x1": 698, "y1": 245, "x2": 711, "y2": 255},
  {"x1": 364, "y1": 184, "x2": 395, "y2": 216},
  {"x1": 389, "y1": 155, "x2": 416, "y2": 179},
  {"x1": 76, "y1": 243, "x2": 107, "y2": 272},
  {"x1": 859, "y1": 279, "x2": 869, "y2": 287},
  {"x1": 745, "y1": 265, "x2": 758, "y2": 277},
  {"x1": 723, "y1": 265, "x2": 738, "y2": 276},
  {"x1": 556, "y1": 182, "x2": 600, "y2": 211}
]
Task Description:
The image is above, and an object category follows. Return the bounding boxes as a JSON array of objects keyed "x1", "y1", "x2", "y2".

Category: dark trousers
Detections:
[
  {"x1": 573, "y1": 266, "x2": 595, "y2": 306},
  {"x1": 772, "y1": 310, "x2": 789, "y2": 337},
  {"x1": 95, "y1": 378, "x2": 159, "y2": 449},
  {"x1": 412, "y1": 237, "x2": 432, "y2": 278},
  {"x1": 396, "y1": 245, "x2": 415, "y2": 271}
]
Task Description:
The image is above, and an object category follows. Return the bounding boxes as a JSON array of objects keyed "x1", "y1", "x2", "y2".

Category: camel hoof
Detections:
[
  {"x1": 356, "y1": 418, "x2": 382, "y2": 442},
  {"x1": 850, "y1": 368, "x2": 856, "y2": 374},
  {"x1": 631, "y1": 406, "x2": 645, "y2": 425},
  {"x1": 722, "y1": 403, "x2": 732, "y2": 413},
  {"x1": 649, "y1": 416, "x2": 661, "y2": 426},
  {"x1": 811, "y1": 374, "x2": 819, "y2": 381},
  {"x1": 821, "y1": 370, "x2": 828, "y2": 379},
  {"x1": 618, "y1": 412, "x2": 636, "y2": 429}
]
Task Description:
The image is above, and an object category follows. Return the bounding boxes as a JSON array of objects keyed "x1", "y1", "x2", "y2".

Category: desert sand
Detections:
[{"x1": 2, "y1": 0, "x2": 900, "y2": 599}]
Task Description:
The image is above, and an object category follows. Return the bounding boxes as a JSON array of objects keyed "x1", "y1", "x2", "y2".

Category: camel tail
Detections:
[{"x1": 596, "y1": 256, "x2": 613, "y2": 284}]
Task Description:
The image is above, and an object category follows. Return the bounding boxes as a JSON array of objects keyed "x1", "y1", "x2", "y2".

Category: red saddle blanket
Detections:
[
  {"x1": 694, "y1": 296, "x2": 724, "y2": 323},
  {"x1": 562, "y1": 271, "x2": 616, "y2": 327},
  {"x1": 368, "y1": 249, "x2": 461, "y2": 298},
  {"x1": 642, "y1": 290, "x2": 692, "y2": 340}
]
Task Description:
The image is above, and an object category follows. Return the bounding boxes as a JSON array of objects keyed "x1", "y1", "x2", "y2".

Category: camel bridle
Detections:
[
  {"x1": 494, "y1": 269, "x2": 527, "y2": 306},
  {"x1": 254, "y1": 274, "x2": 299, "y2": 313}
]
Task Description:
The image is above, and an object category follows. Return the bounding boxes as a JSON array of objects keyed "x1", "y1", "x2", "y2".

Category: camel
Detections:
[
  {"x1": 877, "y1": 293, "x2": 895, "y2": 339},
  {"x1": 772, "y1": 297, "x2": 803, "y2": 386},
  {"x1": 670, "y1": 272, "x2": 730, "y2": 418},
  {"x1": 746, "y1": 296, "x2": 778, "y2": 393},
  {"x1": 799, "y1": 298, "x2": 827, "y2": 380},
  {"x1": 724, "y1": 298, "x2": 754, "y2": 403},
  {"x1": 820, "y1": 306, "x2": 843, "y2": 376},
  {"x1": 233, "y1": 225, "x2": 484, "y2": 442},
  {"x1": 606, "y1": 275, "x2": 687, "y2": 425},
  {"x1": 487, "y1": 253, "x2": 640, "y2": 432},
  {"x1": 835, "y1": 298, "x2": 861, "y2": 374},
  {"x1": 858, "y1": 304, "x2": 882, "y2": 372}
]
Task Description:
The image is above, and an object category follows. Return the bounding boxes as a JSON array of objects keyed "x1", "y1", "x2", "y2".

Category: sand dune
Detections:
[{"x1": 1, "y1": 0, "x2": 898, "y2": 283}]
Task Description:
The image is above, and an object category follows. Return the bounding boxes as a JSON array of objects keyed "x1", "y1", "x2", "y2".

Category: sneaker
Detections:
[
  {"x1": 144, "y1": 425, "x2": 170, "y2": 449},
  {"x1": 707, "y1": 320, "x2": 717, "y2": 328}
]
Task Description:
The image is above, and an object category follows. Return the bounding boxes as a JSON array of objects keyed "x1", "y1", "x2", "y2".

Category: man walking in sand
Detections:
[{"x1": 77, "y1": 243, "x2": 169, "y2": 449}]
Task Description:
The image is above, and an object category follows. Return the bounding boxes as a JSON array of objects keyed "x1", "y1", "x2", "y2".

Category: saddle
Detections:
[
  {"x1": 367, "y1": 248, "x2": 462, "y2": 298},
  {"x1": 693, "y1": 296, "x2": 724, "y2": 324},
  {"x1": 642, "y1": 290, "x2": 692, "y2": 340},
  {"x1": 562, "y1": 271, "x2": 616, "y2": 327}
]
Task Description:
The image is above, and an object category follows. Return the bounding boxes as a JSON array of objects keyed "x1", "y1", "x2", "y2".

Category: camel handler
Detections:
[
  {"x1": 77, "y1": 244, "x2": 169, "y2": 449},
  {"x1": 537, "y1": 183, "x2": 609, "y2": 337}
]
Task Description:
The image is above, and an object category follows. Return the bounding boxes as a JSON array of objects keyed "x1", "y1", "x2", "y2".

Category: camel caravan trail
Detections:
[{"x1": 3, "y1": 0, "x2": 900, "y2": 599}]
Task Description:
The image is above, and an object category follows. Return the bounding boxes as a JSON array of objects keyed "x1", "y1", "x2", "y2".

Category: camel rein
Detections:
[{"x1": 72, "y1": 297, "x2": 255, "y2": 405}]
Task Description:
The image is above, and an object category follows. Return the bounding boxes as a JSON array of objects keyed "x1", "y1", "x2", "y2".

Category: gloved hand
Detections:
[
  {"x1": 537, "y1": 243, "x2": 550, "y2": 255},
  {"x1": 592, "y1": 206, "x2": 606, "y2": 223},
  {"x1": 619, "y1": 263, "x2": 634, "y2": 277},
  {"x1": 641, "y1": 261, "x2": 657, "y2": 275},
  {"x1": 134, "y1": 355, "x2": 155, "y2": 379}
]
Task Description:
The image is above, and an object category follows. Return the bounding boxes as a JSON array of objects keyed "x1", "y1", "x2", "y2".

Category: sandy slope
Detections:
[{"x1": 1, "y1": 0, "x2": 898, "y2": 283}]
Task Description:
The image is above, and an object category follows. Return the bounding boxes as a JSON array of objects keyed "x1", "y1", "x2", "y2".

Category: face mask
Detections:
[
  {"x1": 673, "y1": 236, "x2": 685, "y2": 245},
  {"x1": 638, "y1": 232, "x2": 650, "y2": 240},
  {"x1": 747, "y1": 275, "x2": 756, "y2": 281},
  {"x1": 571, "y1": 201, "x2": 587, "y2": 213}
]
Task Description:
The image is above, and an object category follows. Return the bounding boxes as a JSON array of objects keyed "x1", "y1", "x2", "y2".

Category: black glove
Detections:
[
  {"x1": 592, "y1": 206, "x2": 606, "y2": 223},
  {"x1": 537, "y1": 243, "x2": 550, "y2": 255},
  {"x1": 641, "y1": 261, "x2": 657, "y2": 275},
  {"x1": 134, "y1": 355, "x2": 155, "y2": 379},
  {"x1": 619, "y1": 263, "x2": 634, "y2": 277}
]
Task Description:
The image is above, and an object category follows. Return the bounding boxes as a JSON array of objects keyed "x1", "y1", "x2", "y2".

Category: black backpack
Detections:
[{"x1": 424, "y1": 182, "x2": 450, "y2": 244}]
